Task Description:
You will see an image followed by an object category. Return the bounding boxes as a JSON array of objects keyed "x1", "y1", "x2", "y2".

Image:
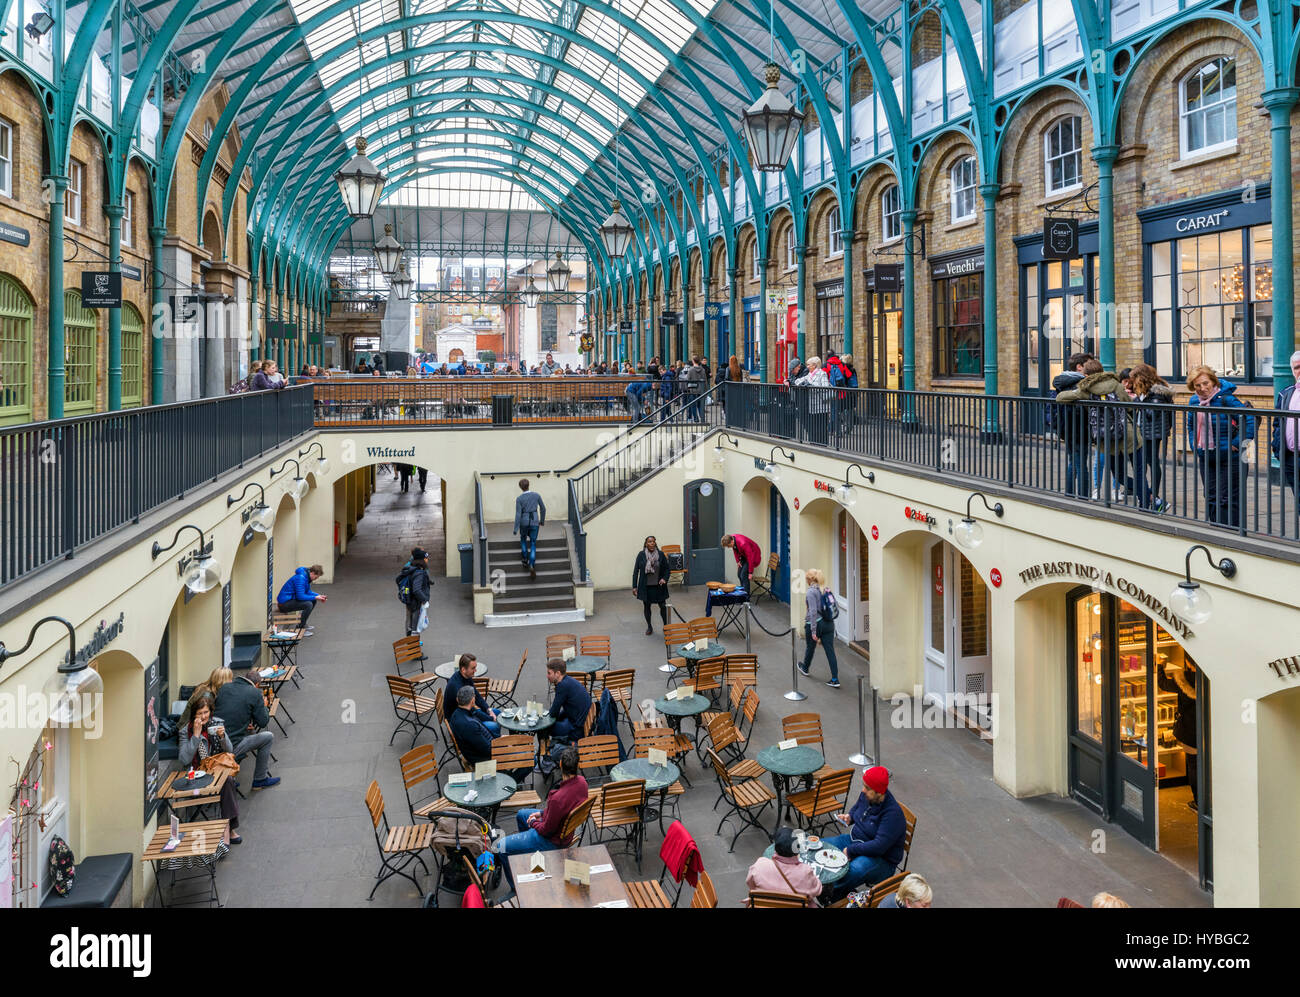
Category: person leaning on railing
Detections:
[
  {"x1": 1128, "y1": 363, "x2": 1175, "y2": 513},
  {"x1": 1055, "y1": 359, "x2": 1148, "y2": 508},
  {"x1": 1185, "y1": 365, "x2": 1256, "y2": 529},
  {"x1": 793, "y1": 356, "x2": 832, "y2": 445},
  {"x1": 1270, "y1": 350, "x2": 1300, "y2": 501}
]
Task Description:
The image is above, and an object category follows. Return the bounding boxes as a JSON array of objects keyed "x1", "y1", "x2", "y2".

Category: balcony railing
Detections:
[
  {"x1": 0, "y1": 387, "x2": 315, "y2": 591},
  {"x1": 724, "y1": 382, "x2": 1300, "y2": 546},
  {"x1": 310, "y1": 376, "x2": 644, "y2": 426}
]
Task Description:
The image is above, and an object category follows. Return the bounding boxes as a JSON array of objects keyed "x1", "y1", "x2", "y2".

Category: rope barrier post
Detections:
[
  {"x1": 872, "y1": 686, "x2": 881, "y2": 768},
  {"x1": 659, "y1": 602, "x2": 679, "y2": 674},
  {"x1": 745, "y1": 601, "x2": 752, "y2": 654},
  {"x1": 849, "y1": 674, "x2": 872, "y2": 766},
  {"x1": 784, "y1": 626, "x2": 807, "y2": 701}
]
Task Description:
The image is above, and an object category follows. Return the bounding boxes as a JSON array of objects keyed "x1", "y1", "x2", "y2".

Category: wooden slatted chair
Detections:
[
  {"x1": 492, "y1": 735, "x2": 542, "y2": 810},
  {"x1": 577, "y1": 735, "x2": 623, "y2": 790},
  {"x1": 660, "y1": 543, "x2": 687, "y2": 586},
  {"x1": 705, "y1": 748, "x2": 775, "y2": 852},
  {"x1": 687, "y1": 617, "x2": 719, "y2": 642},
  {"x1": 692, "y1": 656, "x2": 726, "y2": 707},
  {"x1": 787, "y1": 768, "x2": 855, "y2": 835},
  {"x1": 626, "y1": 879, "x2": 672, "y2": 908},
  {"x1": 899, "y1": 803, "x2": 918, "y2": 871},
  {"x1": 781, "y1": 712, "x2": 835, "y2": 780},
  {"x1": 748, "y1": 553, "x2": 780, "y2": 603},
  {"x1": 704, "y1": 714, "x2": 764, "y2": 782},
  {"x1": 748, "y1": 890, "x2": 812, "y2": 909},
  {"x1": 737, "y1": 688, "x2": 761, "y2": 742},
  {"x1": 702, "y1": 678, "x2": 747, "y2": 729},
  {"x1": 392, "y1": 636, "x2": 436, "y2": 685},
  {"x1": 386, "y1": 675, "x2": 440, "y2": 748},
  {"x1": 486, "y1": 649, "x2": 527, "y2": 709},
  {"x1": 722, "y1": 654, "x2": 758, "y2": 700},
  {"x1": 588, "y1": 779, "x2": 648, "y2": 868},
  {"x1": 582, "y1": 699, "x2": 599, "y2": 738},
  {"x1": 546, "y1": 633, "x2": 578, "y2": 660},
  {"x1": 661, "y1": 622, "x2": 691, "y2": 686},
  {"x1": 579, "y1": 634, "x2": 612, "y2": 662},
  {"x1": 867, "y1": 871, "x2": 909, "y2": 907},
  {"x1": 631, "y1": 728, "x2": 686, "y2": 827},
  {"x1": 690, "y1": 870, "x2": 718, "y2": 908},
  {"x1": 364, "y1": 780, "x2": 434, "y2": 900},
  {"x1": 398, "y1": 744, "x2": 453, "y2": 821},
  {"x1": 439, "y1": 714, "x2": 471, "y2": 772},
  {"x1": 558, "y1": 796, "x2": 595, "y2": 848},
  {"x1": 568, "y1": 672, "x2": 590, "y2": 692},
  {"x1": 461, "y1": 854, "x2": 517, "y2": 908}
]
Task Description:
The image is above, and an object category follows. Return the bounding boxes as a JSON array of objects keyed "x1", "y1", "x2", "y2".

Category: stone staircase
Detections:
[{"x1": 481, "y1": 523, "x2": 585, "y2": 627}]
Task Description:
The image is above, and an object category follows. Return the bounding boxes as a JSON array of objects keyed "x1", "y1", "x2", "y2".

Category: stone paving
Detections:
[{"x1": 213, "y1": 472, "x2": 1211, "y2": 908}]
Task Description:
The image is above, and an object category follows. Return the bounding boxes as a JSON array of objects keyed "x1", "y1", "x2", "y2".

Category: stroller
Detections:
[{"x1": 421, "y1": 807, "x2": 500, "y2": 907}]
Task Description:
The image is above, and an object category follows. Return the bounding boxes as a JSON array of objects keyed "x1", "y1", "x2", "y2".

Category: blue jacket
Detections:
[
  {"x1": 1184, "y1": 380, "x2": 1256, "y2": 451},
  {"x1": 548, "y1": 675, "x2": 592, "y2": 727},
  {"x1": 842, "y1": 790, "x2": 906, "y2": 867},
  {"x1": 626, "y1": 379, "x2": 654, "y2": 399},
  {"x1": 449, "y1": 707, "x2": 495, "y2": 764},
  {"x1": 444, "y1": 670, "x2": 492, "y2": 720},
  {"x1": 1271, "y1": 384, "x2": 1299, "y2": 458},
  {"x1": 660, "y1": 369, "x2": 676, "y2": 399},
  {"x1": 277, "y1": 566, "x2": 320, "y2": 605}
]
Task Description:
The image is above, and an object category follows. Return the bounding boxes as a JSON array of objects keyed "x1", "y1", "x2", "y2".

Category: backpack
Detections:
[
  {"x1": 396, "y1": 566, "x2": 413, "y2": 605},
  {"x1": 49, "y1": 836, "x2": 76, "y2": 897},
  {"x1": 818, "y1": 587, "x2": 839, "y2": 622}
]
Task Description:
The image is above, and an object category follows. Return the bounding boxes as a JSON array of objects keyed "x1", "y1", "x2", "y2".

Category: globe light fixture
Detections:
[
  {"x1": 1169, "y1": 544, "x2": 1236, "y2": 625},
  {"x1": 764, "y1": 445, "x2": 795, "y2": 484},
  {"x1": 599, "y1": 200, "x2": 634, "y2": 261},
  {"x1": 547, "y1": 252, "x2": 572, "y2": 292},
  {"x1": 954, "y1": 491, "x2": 1004, "y2": 550},
  {"x1": 373, "y1": 223, "x2": 404, "y2": 275},
  {"x1": 152, "y1": 524, "x2": 223, "y2": 595},
  {"x1": 333, "y1": 137, "x2": 387, "y2": 219},
  {"x1": 227, "y1": 481, "x2": 276, "y2": 533},
  {"x1": 839, "y1": 463, "x2": 875, "y2": 508},
  {"x1": 741, "y1": 63, "x2": 804, "y2": 173},
  {"x1": 270, "y1": 457, "x2": 311, "y2": 500},
  {"x1": 300, "y1": 441, "x2": 331, "y2": 477},
  {"x1": 0, "y1": 616, "x2": 103, "y2": 727}
]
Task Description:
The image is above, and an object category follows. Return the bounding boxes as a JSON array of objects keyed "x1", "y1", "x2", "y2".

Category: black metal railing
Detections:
[
  {"x1": 567, "y1": 479, "x2": 588, "y2": 584},
  {"x1": 472, "y1": 472, "x2": 488, "y2": 586},
  {"x1": 0, "y1": 387, "x2": 314, "y2": 590},
  {"x1": 570, "y1": 384, "x2": 722, "y2": 517},
  {"x1": 725, "y1": 381, "x2": 1300, "y2": 544},
  {"x1": 311, "y1": 376, "x2": 645, "y2": 426}
]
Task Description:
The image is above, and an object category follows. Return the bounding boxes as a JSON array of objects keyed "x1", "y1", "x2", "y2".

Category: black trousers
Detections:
[
  {"x1": 642, "y1": 597, "x2": 668, "y2": 627},
  {"x1": 277, "y1": 598, "x2": 315, "y2": 627}
]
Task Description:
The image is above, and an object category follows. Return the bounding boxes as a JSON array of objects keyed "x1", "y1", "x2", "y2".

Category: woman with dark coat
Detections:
[{"x1": 632, "y1": 535, "x2": 671, "y2": 634}]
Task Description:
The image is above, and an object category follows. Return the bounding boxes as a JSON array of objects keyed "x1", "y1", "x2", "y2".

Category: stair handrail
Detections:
[
  {"x1": 571, "y1": 383, "x2": 720, "y2": 479},
  {"x1": 567, "y1": 479, "x2": 588, "y2": 584},
  {"x1": 472, "y1": 472, "x2": 488, "y2": 586}
]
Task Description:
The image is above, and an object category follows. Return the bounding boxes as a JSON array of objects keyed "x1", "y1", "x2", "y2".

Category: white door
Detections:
[
  {"x1": 923, "y1": 541, "x2": 993, "y2": 721},
  {"x1": 832, "y1": 510, "x2": 857, "y2": 643},
  {"x1": 922, "y1": 540, "x2": 949, "y2": 704}
]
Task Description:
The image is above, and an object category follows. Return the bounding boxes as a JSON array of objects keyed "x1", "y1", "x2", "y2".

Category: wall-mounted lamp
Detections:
[
  {"x1": 25, "y1": 11, "x2": 54, "y2": 41},
  {"x1": 838, "y1": 463, "x2": 875, "y2": 507},
  {"x1": 152, "y1": 524, "x2": 221, "y2": 594},
  {"x1": 270, "y1": 457, "x2": 309, "y2": 500},
  {"x1": 299, "y1": 441, "x2": 331, "y2": 476},
  {"x1": 1169, "y1": 544, "x2": 1236, "y2": 625},
  {"x1": 227, "y1": 482, "x2": 275, "y2": 533},
  {"x1": 953, "y1": 492, "x2": 1004, "y2": 549},
  {"x1": 713, "y1": 432, "x2": 740, "y2": 464},
  {"x1": 0, "y1": 616, "x2": 102, "y2": 725},
  {"x1": 764, "y1": 445, "x2": 795, "y2": 484}
]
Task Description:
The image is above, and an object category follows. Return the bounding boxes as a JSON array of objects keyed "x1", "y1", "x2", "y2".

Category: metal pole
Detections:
[
  {"x1": 744, "y1": 601, "x2": 752, "y2": 654},
  {"x1": 784, "y1": 627, "x2": 806, "y2": 701},
  {"x1": 872, "y1": 686, "x2": 881, "y2": 768},
  {"x1": 848, "y1": 674, "x2": 871, "y2": 766}
]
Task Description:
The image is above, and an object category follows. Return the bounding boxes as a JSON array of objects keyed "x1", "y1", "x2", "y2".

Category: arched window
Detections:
[
  {"x1": 882, "y1": 184, "x2": 901, "y2": 241},
  {"x1": 63, "y1": 290, "x2": 98, "y2": 415},
  {"x1": 121, "y1": 303, "x2": 144, "y2": 408},
  {"x1": 1180, "y1": 58, "x2": 1236, "y2": 157},
  {"x1": 827, "y1": 204, "x2": 843, "y2": 256},
  {"x1": 785, "y1": 227, "x2": 797, "y2": 271},
  {"x1": 950, "y1": 156, "x2": 977, "y2": 222},
  {"x1": 1045, "y1": 116, "x2": 1083, "y2": 194},
  {"x1": 0, "y1": 274, "x2": 34, "y2": 425}
]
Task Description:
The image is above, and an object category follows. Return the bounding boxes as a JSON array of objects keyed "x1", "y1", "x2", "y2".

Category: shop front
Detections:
[
  {"x1": 930, "y1": 248, "x2": 984, "y2": 380},
  {"x1": 861, "y1": 266, "x2": 904, "y2": 391},
  {"x1": 1140, "y1": 185, "x2": 1273, "y2": 387},
  {"x1": 1067, "y1": 587, "x2": 1212, "y2": 889},
  {"x1": 742, "y1": 296, "x2": 760, "y2": 372},
  {"x1": 660, "y1": 310, "x2": 682, "y2": 363},
  {"x1": 813, "y1": 278, "x2": 844, "y2": 361},
  {"x1": 923, "y1": 538, "x2": 992, "y2": 728},
  {"x1": 1015, "y1": 222, "x2": 1099, "y2": 399},
  {"x1": 775, "y1": 294, "x2": 798, "y2": 383},
  {"x1": 831, "y1": 506, "x2": 869, "y2": 647},
  {"x1": 705, "y1": 301, "x2": 730, "y2": 365}
]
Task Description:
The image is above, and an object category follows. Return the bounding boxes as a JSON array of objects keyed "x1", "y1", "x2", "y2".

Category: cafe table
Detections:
[
  {"x1": 158, "y1": 769, "x2": 229, "y2": 822},
  {"x1": 497, "y1": 710, "x2": 556, "y2": 768},
  {"x1": 755, "y1": 743, "x2": 826, "y2": 828},
  {"x1": 434, "y1": 659, "x2": 489, "y2": 680},
  {"x1": 444, "y1": 773, "x2": 517, "y2": 824},
  {"x1": 507, "y1": 844, "x2": 630, "y2": 908},
  {"x1": 264, "y1": 627, "x2": 305, "y2": 673},
  {"x1": 141, "y1": 819, "x2": 230, "y2": 907},
  {"x1": 563, "y1": 654, "x2": 608, "y2": 675},
  {"x1": 255, "y1": 664, "x2": 298, "y2": 723},
  {"x1": 761, "y1": 838, "x2": 850, "y2": 887},
  {"x1": 669, "y1": 641, "x2": 726, "y2": 680},
  {"x1": 652, "y1": 692, "x2": 710, "y2": 756},
  {"x1": 610, "y1": 757, "x2": 681, "y2": 834}
]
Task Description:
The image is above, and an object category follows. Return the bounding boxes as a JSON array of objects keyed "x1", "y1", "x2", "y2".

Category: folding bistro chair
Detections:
[
  {"x1": 787, "y1": 768, "x2": 855, "y2": 835},
  {"x1": 687, "y1": 617, "x2": 719, "y2": 642},
  {"x1": 661, "y1": 622, "x2": 692, "y2": 685},
  {"x1": 631, "y1": 729, "x2": 686, "y2": 830},
  {"x1": 486, "y1": 649, "x2": 527, "y2": 709},
  {"x1": 385, "y1": 675, "x2": 440, "y2": 748},
  {"x1": 492, "y1": 735, "x2": 542, "y2": 810},
  {"x1": 661, "y1": 544, "x2": 688, "y2": 586},
  {"x1": 439, "y1": 714, "x2": 471, "y2": 772},
  {"x1": 363, "y1": 780, "x2": 434, "y2": 900},
  {"x1": 703, "y1": 714, "x2": 764, "y2": 783},
  {"x1": 705, "y1": 748, "x2": 775, "y2": 852},
  {"x1": 545, "y1": 633, "x2": 578, "y2": 660},
  {"x1": 597, "y1": 668, "x2": 636, "y2": 736},
  {"x1": 748, "y1": 890, "x2": 812, "y2": 908},
  {"x1": 392, "y1": 635, "x2": 435, "y2": 686},
  {"x1": 577, "y1": 735, "x2": 624, "y2": 789},
  {"x1": 588, "y1": 779, "x2": 648, "y2": 868},
  {"x1": 579, "y1": 635, "x2": 612, "y2": 662},
  {"x1": 899, "y1": 803, "x2": 918, "y2": 871},
  {"x1": 737, "y1": 688, "x2": 761, "y2": 742},
  {"x1": 625, "y1": 820, "x2": 702, "y2": 907},
  {"x1": 722, "y1": 654, "x2": 758, "y2": 699},
  {"x1": 398, "y1": 744, "x2": 453, "y2": 821},
  {"x1": 690, "y1": 870, "x2": 719, "y2": 908},
  {"x1": 780, "y1": 713, "x2": 836, "y2": 780},
  {"x1": 748, "y1": 553, "x2": 780, "y2": 604},
  {"x1": 692, "y1": 656, "x2": 726, "y2": 709}
]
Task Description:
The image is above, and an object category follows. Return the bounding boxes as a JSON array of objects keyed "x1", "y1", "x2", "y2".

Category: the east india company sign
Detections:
[{"x1": 1017, "y1": 562, "x2": 1194, "y2": 638}]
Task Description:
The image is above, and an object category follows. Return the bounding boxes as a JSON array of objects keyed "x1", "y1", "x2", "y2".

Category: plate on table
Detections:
[
  {"x1": 500, "y1": 708, "x2": 518, "y2": 719},
  {"x1": 813, "y1": 848, "x2": 847, "y2": 870}
]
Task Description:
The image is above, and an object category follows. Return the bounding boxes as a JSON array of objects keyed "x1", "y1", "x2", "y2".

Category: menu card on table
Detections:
[
  {"x1": 564, "y1": 860, "x2": 591, "y2": 886},
  {"x1": 648, "y1": 748, "x2": 668, "y2": 768},
  {"x1": 529, "y1": 852, "x2": 546, "y2": 872},
  {"x1": 526, "y1": 700, "x2": 545, "y2": 716},
  {"x1": 778, "y1": 738, "x2": 799, "y2": 751},
  {"x1": 474, "y1": 759, "x2": 497, "y2": 780},
  {"x1": 678, "y1": 683, "x2": 695, "y2": 700},
  {"x1": 162, "y1": 815, "x2": 182, "y2": 852},
  {"x1": 562, "y1": 646, "x2": 576, "y2": 661},
  {"x1": 447, "y1": 773, "x2": 472, "y2": 786}
]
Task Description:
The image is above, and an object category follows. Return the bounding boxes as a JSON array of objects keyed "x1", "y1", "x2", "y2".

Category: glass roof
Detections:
[{"x1": 286, "y1": 0, "x2": 718, "y2": 210}]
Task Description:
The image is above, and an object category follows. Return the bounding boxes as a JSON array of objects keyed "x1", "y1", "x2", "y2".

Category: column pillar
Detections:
[
  {"x1": 840, "y1": 229, "x2": 853, "y2": 355},
  {"x1": 46, "y1": 175, "x2": 68, "y2": 418},
  {"x1": 979, "y1": 182, "x2": 1001, "y2": 436},
  {"x1": 1092, "y1": 144, "x2": 1120, "y2": 371},
  {"x1": 757, "y1": 254, "x2": 769, "y2": 383},
  {"x1": 1263, "y1": 90, "x2": 1299, "y2": 394},
  {"x1": 795, "y1": 245, "x2": 807, "y2": 361},
  {"x1": 728, "y1": 268, "x2": 740, "y2": 360},
  {"x1": 900, "y1": 209, "x2": 917, "y2": 393},
  {"x1": 150, "y1": 224, "x2": 167, "y2": 405},
  {"x1": 249, "y1": 273, "x2": 260, "y2": 365},
  {"x1": 105, "y1": 203, "x2": 124, "y2": 410}
]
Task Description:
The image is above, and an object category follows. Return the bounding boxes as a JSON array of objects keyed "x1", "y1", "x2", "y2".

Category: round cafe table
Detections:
[
  {"x1": 497, "y1": 711, "x2": 556, "y2": 735},
  {"x1": 755, "y1": 743, "x2": 826, "y2": 829},
  {"x1": 564, "y1": 655, "x2": 608, "y2": 675},
  {"x1": 610, "y1": 757, "x2": 682, "y2": 834},
  {"x1": 443, "y1": 773, "x2": 517, "y2": 824},
  {"x1": 653, "y1": 692, "x2": 710, "y2": 763},
  {"x1": 434, "y1": 660, "x2": 489, "y2": 680},
  {"x1": 761, "y1": 839, "x2": 849, "y2": 886}
]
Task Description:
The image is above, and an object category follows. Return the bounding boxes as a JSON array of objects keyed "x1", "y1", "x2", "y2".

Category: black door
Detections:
[
  {"x1": 684, "y1": 479, "x2": 724, "y2": 583},
  {"x1": 1067, "y1": 587, "x2": 1106, "y2": 813}
]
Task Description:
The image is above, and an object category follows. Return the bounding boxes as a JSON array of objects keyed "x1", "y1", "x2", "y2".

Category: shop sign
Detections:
[
  {"x1": 1015, "y1": 561, "x2": 1195, "y2": 638},
  {"x1": 815, "y1": 280, "x2": 844, "y2": 299},
  {"x1": 65, "y1": 612, "x2": 125, "y2": 668},
  {"x1": 619, "y1": 320, "x2": 634, "y2": 334},
  {"x1": 81, "y1": 271, "x2": 122, "y2": 309},
  {"x1": 872, "y1": 264, "x2": 902, "y2": 292},
  {"x1": 1175, "y1": 208, "x2": 1231, "y2": 233},
  {"x1": 765, "y1": 289, "x2": 783, "y2": 314},
  {"x1": 144, "y1": 657, "x2": 161, "y2": 824},
  {"x1": 704, "y1": 301, "x2": 722, "y2": 319},
  {"x1": 812, "y1": 479, "x2": 835, "y2": 493},
  {"x1": 222, "y1": 581, "x2": 233, "y2": 668},
  {"x1": 1042, "y1": 217, "x2": 1078, "y2": 259},
  {"x1": 659, "y1": 310, "x2": 682, "y2": 326},
  {"x1": 903, "y1": 506, "x2": 937, "y2": 527},
  {"x1": 793, "y1": 497, "x2": 800, "y2": 510},
  {"x1": 870, "y1": 525, "x2": 879, "y2": 540},
  {"x1": 989, "y1": 568, "x2": 1003, "y2": 588},
  {"x1": 121, "y1": 263, "x2": 143, "y2": 281},
  {"x1": 0, "y1": 221, "x2": 30, "y2": 246},
  {"x1": 1265, "y1": 655, "x2": 1300, "y2": 681},
  {"x1": 266, "y1": 537, "x2": 274, "y2": 627},
  {"x1": 930, "y1": 251, "x2": 984, "y2": 280}
]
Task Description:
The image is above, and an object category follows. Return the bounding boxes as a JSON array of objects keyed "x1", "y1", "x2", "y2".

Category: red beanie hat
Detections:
[{"x1": 862, "y1": 766, "x2": 889, "y2": 794}]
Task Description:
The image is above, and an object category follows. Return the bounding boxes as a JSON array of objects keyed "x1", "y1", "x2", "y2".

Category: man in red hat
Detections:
[{"x1": 825, "y1": 766, "x2": 907, "y2": 897}]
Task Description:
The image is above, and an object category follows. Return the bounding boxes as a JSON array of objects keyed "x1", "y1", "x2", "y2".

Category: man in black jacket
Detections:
[
  {"x1": 449, "y1": 685, "x2": 496, "y2": 764},
  {"x1": 398, "y1": 550, "x2": 432, "y2": 636},
  {"x1": 1052, "y1": 352, "x2": 1094, "y2": 498},
  {"x1": 213, "y1": 673, "x2": 280, "y2": 790},
  {"x1": 545, "y1": 658, "x2": 592, "y2": 742},
  {"x1": 444, "y1": 654, "x2": 500, "y2": 734}
]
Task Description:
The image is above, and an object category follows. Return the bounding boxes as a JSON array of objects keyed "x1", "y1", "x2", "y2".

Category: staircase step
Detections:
[
  {"x1": 494, "y1": 593, "x2": 576, "y2": 610},
  {"x1": 494, "y1": 582, "x2": 574, "y2": 598},
  {"x1": 488, "y1": 539, "x2": 567, "y2": 552},
  {"x1": 484, "y1": 607, "x2": 587, "y2": 628}
]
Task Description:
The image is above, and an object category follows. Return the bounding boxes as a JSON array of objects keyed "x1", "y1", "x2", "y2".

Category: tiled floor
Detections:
[{"x1": 213, "y1": 474, "x2": 1212, "y2": 908}]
